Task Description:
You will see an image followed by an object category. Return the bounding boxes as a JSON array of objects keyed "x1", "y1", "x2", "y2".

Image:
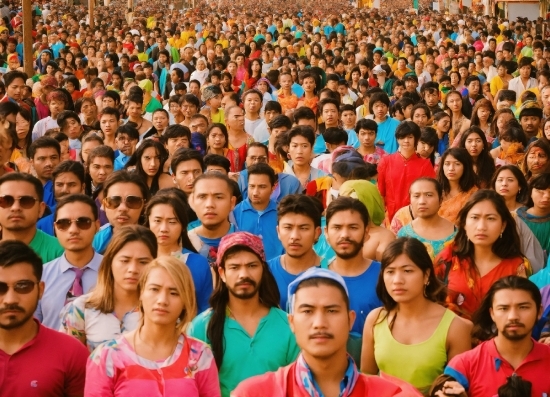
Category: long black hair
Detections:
[
  {"x1": 459, "y1": 126, "x2": 496, "y2": 188},
  {"x1": 207, "y1": 245, "x2": 280, "y2": 369},
  {"x1": 437, "y1": 148, "x2": 478, "y2": 195},
  {"x1": 491, "y1": 165, "x2": 529, "y2": 205},
  {"x1": 125, "y1": 140, "x2": 168, "y2": 190}
]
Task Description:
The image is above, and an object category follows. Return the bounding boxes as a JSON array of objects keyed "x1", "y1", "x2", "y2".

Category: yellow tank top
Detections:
[{"x1": 373, "y1": 309, "x2": 455, "y2": 394}]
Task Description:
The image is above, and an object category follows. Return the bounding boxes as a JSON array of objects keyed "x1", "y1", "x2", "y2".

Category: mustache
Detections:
[
  {"x1": 337, "y1": 238, "x2": 359, "y2": 244},
  {"x1": 0, "y1": 304, "x2": 25, "y2": 314},
  {"x1": 505, "y1": 321, "x2": 525, "y2": 328},
  {"x1": 309, "y1": 332, "x2": 334, "y2": 339},
  {"x1": 235, "y1": 278, "x2": 257, "y2": 288}
]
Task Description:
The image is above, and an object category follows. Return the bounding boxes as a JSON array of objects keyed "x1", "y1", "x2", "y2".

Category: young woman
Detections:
[
  {"x1": 436, "y1": 148, "x2": 478, "y2": 223},
  {"x1": 410, "y1": 103, "x2": 431, "y2": 129},
  {"x1": 124, "y1": 140, "x2": 173, "y2": 196},
  {"x1": 488, "y1": 108, "x2": 514, "y2": 148},
  {"x1": 468, "y1": 99, "x2": 494, "y2": 145},
  {"x1": 81, "y1": 133, "x2": 104, "y2": 164},
  {"x1": 60, "y1": 225, "x2": 157, "y2": 351},
  {"x1": 246, "y1": 58, "x2": 262, "y2": 89},
  {"x1": 417, "y1": 127, "x2": 439, "y2": 166},
  {"x1": 517, "y1": 173, "x2": 550, "y2": 255},
  {"x1": 459, "y1": 127, "x2": 496, "y2": 188},
  {"x1": 296, "y1": 72, "x2": 318, "y2": 112},
  {"x1": 445, "y1": 90, "x2": 470, "y2": 144},
  {"x1": 522, "y1": 139, "x2": 550, "y2": 181},
  {"x1": 11, "y1": 108, "x2": 33, "y2": 173},
  {"x1": 434, "y1": 190, "x2": 531, "y2": 320},
  {"x1": 492, "y1": 165, "x2": 529, "y2": 212},
  {"x1": 206, "y1": 123, "x2": 229, "y2": 156},
  {"x1": 361, "y1": 237, "x2": 472, "y2": 395},
  {"x1": 145, "y1": 190, "x2": 213, "y2": 313},
  {"x1": 85, "y1": 256, "x2": 220, "y2": 396},
  {"x1": 433, "y1": 111, "x2": 451, "y2": 156}
]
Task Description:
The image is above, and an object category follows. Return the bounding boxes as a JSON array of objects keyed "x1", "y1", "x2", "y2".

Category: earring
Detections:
[
  {"x1": 423, "y1": 282, "x2": 429, "y2": 298},
  {"x1": 500, "y1": 232, "x2": 503, "y2": 238}
]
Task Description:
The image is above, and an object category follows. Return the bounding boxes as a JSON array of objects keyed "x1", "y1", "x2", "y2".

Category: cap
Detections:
[
  {"x1": 518, "y1": 100, "x2": 543, "y2": 119},
  {"x1": 458, "y1": 19, "x2": 465, "y2": 26},
  {"x1": 216, "y1": 232, "x2": 266, "y2": 267},
  {"x1": 372, "y1": 65, "x2": 386, "y2": 75},
  {"x1": 403, "y1": 72, "x2": 418, "y2": 82},
  {"x1": 202, "y1": 84, "x2": 222, "y2": 102},
  {"x1": 287, "y1": 268, "x2": 349, "y2": 313}
]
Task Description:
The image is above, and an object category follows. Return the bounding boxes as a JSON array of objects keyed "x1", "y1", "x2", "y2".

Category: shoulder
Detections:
[
  {"x1": 38, "y1": 324, "x2": 89, "y2": 357},
  {"x1": 267, "y1": 307, "x2": 292, "y2": 324},
  {"x1": 448, "y1": 311, "x2": 473, "y2": 335},
  {"x1": 231, "y1": 368, "x2": 287, "y2": 397},
  {"x1": 191, "y1": 308, "x2": 214, "y2": 327},
  {"x1": 365, "y1": 306, "x2": 386, "y2": 329}
]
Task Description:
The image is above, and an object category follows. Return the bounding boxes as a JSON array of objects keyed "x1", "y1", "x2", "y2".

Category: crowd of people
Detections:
[{"x1": 1, "y1": 0, "x2": 550, "y2": 396}]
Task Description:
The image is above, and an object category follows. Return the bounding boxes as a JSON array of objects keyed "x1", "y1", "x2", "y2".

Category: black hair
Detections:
[
  {"x1": 102, "y1": 170, "x2": 150, "y2": 204},
  {"x1": 204, "y1": 154, "x2": 231, "y2": 173},
  {"x1": 160, "y1": 124, "x2": 191, "y2": 145},
  {"x1": 125, "y1": 140, "x2": 168, "y2": 187},
  {"x1": 264, "y1": 101, "x2": 282, "y2": 114},
  {"x1": 355, "y1": 118, "x2": 378, "y2": 134},
  {"x1": 0, "y1": 240, "x2": 43, "y2": 280},
  {"x1": 410, "y1": 177, "x2": 443, "y2": 199},
  {"x1": 28, "y1": 136, "x2": 61, "y2": 160},
  {"x1": 491, "y1": 165, "x2": 529, "y2": 205},
  {"x1": 115, "y1": 124, "x2": 139, "y2": 141},
  {"x1": 0, "y1": 172, "x2": 44, "y2": 202},
  {"x1": 53, "y1": 160, "x2": 85, "y2": 184},
  {"x1": 171, "y1": 148, "x2": 205, "y2": 174},
  {"x1": 437, "y1": 148, "x2": 478, "y2": 195},
  {"x1": 54, "y1": 193, "x2": 98, "y2": 221},
  {"x1": 294, "y1": 277, "x2": 350, "y2": 311},
  {"x1": 326, "y1": 196, "x2": 369, "y2": 228},
  {"x1": 247, "y1": 162, "x2": 276, "y2": 186},
  {"x1": 395, "y1": 120, "x2": 421, "y2": 145},
  {"x1": 57, "y1": 110, "x2": 81, "y2": 130},
  {"x1": 277, "y1": 194, "x2": 322, "y2": 228},
  {"x1": 419, "y1": 127, "x2": 439, "y2": 165},
  {"x1": 369, "y1": 92, "x2": 390, "y2": 114},
  {"x1": 269, "y1": 115, "x2": 292, "y2": 131},
  {"x1": 287, "y1": 125, "x2": 315, "y2": 147},
  {"x1": 459, "y1": 127, "x2": 496, "y2": 188},
  {"x1": 526, "y1": 172, "x2": 550, "y2": 208}
]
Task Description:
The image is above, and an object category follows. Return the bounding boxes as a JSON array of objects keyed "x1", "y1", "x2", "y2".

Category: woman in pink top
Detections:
[{"x1": 85, "y1": 256, "x2": 220, "y2": 397}]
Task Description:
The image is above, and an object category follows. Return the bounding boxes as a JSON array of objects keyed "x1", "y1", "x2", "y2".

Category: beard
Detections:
[
  {"x1": 334, "y1": 236, "x2": 364, "y2": 260},
  {"x1": 0, "y1": 303, "x2": 36, "y2": 330},
  {"x1": 227, "y1": 278, "x2": 260, "y2": 300}
]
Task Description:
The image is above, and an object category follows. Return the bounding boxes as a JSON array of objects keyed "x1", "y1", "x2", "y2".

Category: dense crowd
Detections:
[{"x1": 1, "y1": 0, "x2": 550, "y2": 396}]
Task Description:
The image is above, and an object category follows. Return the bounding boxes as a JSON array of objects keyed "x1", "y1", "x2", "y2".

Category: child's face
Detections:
[
  {"x1": 49, "y1": 99, "x2": 65, "y2": 116},
  {"x1": 500, "y1": 138, "x2": 511, "y2": 154},
  {"x1": 358, "y1": 128, "x2": 376, "y2": 148},
  {"x1": 288, "y1": 135, "x2": 312, "y2": 166},
  {"x1": 59, "y1": 140, "x2": 70, "y2": 161},
  {"x1": 403, "y1": 104, "x2": 414, "y2": 120},
  {"x1": 341, "y1": 110, "x2": 356, "y2": 127},
  {"x1": 208, "y1": 94, "x2": 222, "y2": 110}
]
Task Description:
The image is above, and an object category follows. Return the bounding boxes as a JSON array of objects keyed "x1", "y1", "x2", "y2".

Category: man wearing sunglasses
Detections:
[
  {"x1": 0, "y1": 173, "x2": 63, "y2": 263},
  {"x1": 0, "y1": 240, "x2": 88, "y2": 395},
  {"x1": 28, "y1": 137, "x2": 61, "y2": 212},
  {"x1": 35, "y1": 194, "x2": 101, "y2": 330},
  {"x1": 92, "y1": 171, "x2": 149, "y2": 254}
]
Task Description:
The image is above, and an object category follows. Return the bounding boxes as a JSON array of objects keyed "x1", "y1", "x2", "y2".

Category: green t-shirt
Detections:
[
  {"x1": 29, "y1": 229, "x2": 64, "y2": 264},
  {"x1": 188, "y1": 307, "x2": 299, "y2": 397}
]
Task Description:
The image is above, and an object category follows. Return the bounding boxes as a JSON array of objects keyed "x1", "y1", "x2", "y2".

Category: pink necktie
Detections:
[{"x1": 68, "y1": 267, "x2": 85, "y2": 298}]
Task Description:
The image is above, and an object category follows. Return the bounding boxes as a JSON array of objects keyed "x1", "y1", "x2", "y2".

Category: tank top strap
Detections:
[{"x1": 431, "y1": 309, "x2": 456, "y2": 346}]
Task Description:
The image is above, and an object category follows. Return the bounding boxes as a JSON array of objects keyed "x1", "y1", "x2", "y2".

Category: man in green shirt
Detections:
[
  {"x1": 188, "y1": 231, "x2": 299, "y2": 397},
  {"x1": 0, "y1": 173, "x2": 63, "y2": 263}
]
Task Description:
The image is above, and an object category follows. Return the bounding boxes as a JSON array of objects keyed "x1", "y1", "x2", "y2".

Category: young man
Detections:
[
  {"x1": 188, "y1": 173, "x2": 237, "y2": 265},
  {"x1": 508, "y1": 57, "x2": 537, "y2": 101},
  {"x1": 243, "y1": 89, "x2": 263, "y2": 135},
  {"x1": 519, "y1": 102, "x2": 543, "y2": 143},
  {"x1": 160, "y1": 124, "x2": 191, "y2": 173},
  {"x1": 99, "y1": 107, "x2": 121, "y2": 151},
  {"x1": 232, "y1": 163, "x2": 283, "y2": 261},
  {"x1": 0, "y1": 173, "x2": 63, "y2": 263},
  {"x1": 443, "y1": 276, "x2": 550, "y2": 397},
  {"x1": 369, "y1": 92, "x2": 400, "y2": 154},
  {"x1": 28, "y1": 137, "x2": 61, "y2": 210},
  {"x1": 35, "y1": 194, "x2": 101, "y2": 330},
  {"x1": 232, "y1": 267, "x2": 411, "y2": 396},
  {"x1": 254, "y1": 101, "x2": 282, "y2": 144},
  {"x1": 188, "y1": 232, "x2": 299, "y2": 397},
  {"x1": 318, "y1": 98, "x2": 358, "y2": 148},
  {"x1": 355, "y1": 118, "x2": 387, "y2": 164},
  {"x1": 267, "y1": 194, "x2": 322, "y2": 310},
  {"x1": 36, "y1": 161, "x2": 86, "y2": 236},
  {"x1": 114, "y1": 124, "x2": 139, "y2": 171},
  {"x1": 171, "y1": 148, "x2": 204, "y2": 196},
  {"x1": 0, "y1": 240, "x2": 88, "y2": 396},
  {"x1": 31, "y1": 91, "x2": 67, "y2": 140},
  {"x1": 92, "y1": 171, "x2": 149, "y2": 254}
]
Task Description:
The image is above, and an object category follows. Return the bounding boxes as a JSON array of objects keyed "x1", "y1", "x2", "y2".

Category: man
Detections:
[
  {"x1": 161, "y1": 125, "x2": 191, "y2": 173},
  {"x1": 0, "y1": 240, "x2": 88, "y2": 395},
  {"x1": 508, "y1": 57, "x2": 537, "y2": 101},
  {"x1": 325, "y1": 196, "x2": 382, "y2": 341},
  {"x1": 267, "y1": 195, "x2": 322, "y2": 310},
  {"x1": 519, "y1": 101, "x2": 543, "y2": 143},
  {"x1": 188, "y1": 173, "x2": 237, "y2": 265},
  {"x1": 243, "y1": 90, "x2": 263, "y2": 135},
  {"x1": 232, "y1": 267, "x2": 412, "y2": 396},
  {"x1": 0, "y1": 173, "x2": 63, "y2": 263},
  {"x1": 35, "y1": 194, "x2": 101, "y2": 330},
  {"x1": 369, "y1": 92, "x2": 400, "y2": 154},
  {"x1": 443, "y1": 276, "x2": 550, "y2": 397},
  {"x1": 188, "y1": 232, "x2": 299, "y2": 397},
  {"x1": 171, "y1": 148, "x2": 204, "y2": 195},
  {"x1": 92, "y1": 171, "x2": 149, "y2": 254},
  {"x1": 37, "y1": 161, "x2": 86, "y2": 236},
  {"x1": 253, "y1": 101, "x2": 282, "y2": 145},
  {"x1": 233, "y1": 163, "x2": 283, "y2": 261},
  {"x1": 318, "y1": 98, "x2": 358, "y2": 148},
  {"x1": 28, "y1": 137, "x2": 61, "y2": 210}
]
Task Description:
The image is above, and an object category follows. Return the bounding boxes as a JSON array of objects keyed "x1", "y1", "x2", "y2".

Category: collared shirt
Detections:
[
  {"x1": 114, "y1": 153, "x2": 130, "y2": 171},
  {"x1": 238, "y1": 170, "x2": 302, "y2": 203},
  {"x1": 508, "y1": 76, "x2": 537, "y2": 102},
  {"x1": 35, "y1": 251, "x2": 103, "y2": 330}
]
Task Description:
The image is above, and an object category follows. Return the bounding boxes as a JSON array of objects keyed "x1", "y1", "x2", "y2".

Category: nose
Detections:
[{"x1": 127, "y1": 259, "x2": 140, "y2": 275}]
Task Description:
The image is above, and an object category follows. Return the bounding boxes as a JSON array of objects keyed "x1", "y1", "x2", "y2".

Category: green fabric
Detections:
[
  {"x1": 188, "y1": 307, "x2": 300, "y2": 397},
  {"x1": 29, "y1": 229, "x2": 64, "y2": 264},
  {"x1": 339, "y1": 180, "x2": 386, "y2": 226},
  {"x1": 145, "y1": 97, "x2": 163, "y2": 113}
]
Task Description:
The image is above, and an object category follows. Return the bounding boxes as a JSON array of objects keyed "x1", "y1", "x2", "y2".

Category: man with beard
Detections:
[
  {"x1": 188, "y1": 232, "x2": 299, "y2": 397},
  {"x1": 0, "y1": 240, "x2": 88, "y2": 395},
  {"x1": 325, "y1": 196, "x2": 382, "y2": 361},
  {"x1": 440, "y1": 276, "x2": 550, "y2": 397}
]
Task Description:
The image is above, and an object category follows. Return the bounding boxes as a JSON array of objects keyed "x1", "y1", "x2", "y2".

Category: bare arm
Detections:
[
  {"x1": 360, "y1": 307, "x2": 383, "y2": 374},
  {"x1": 446, "y1": 315, "x2": 473, "y2": 361}
]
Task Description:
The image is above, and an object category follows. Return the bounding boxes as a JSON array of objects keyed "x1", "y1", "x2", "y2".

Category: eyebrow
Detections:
[{"x1": 297, "y1": 303, "x2": 342, "y2": 309}]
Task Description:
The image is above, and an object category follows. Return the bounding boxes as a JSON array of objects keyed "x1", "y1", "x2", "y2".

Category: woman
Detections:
[
  {"x1": 190, "y1": 57, "x2": 209, "y2": 86},
  {"x1": 437, "y1": 148, "x2": 478, "y2": 223},
  {"x1": 417, "y1": 127, "x2": 439, "y2": 166},
  {"x1": 248, "y1": 40, "x2": 261, "y2": 60},
  {"x1": 144, "y1": 190, "x2": 213, "y2": 313},
  {"x1": 522, "y1": 139, "x2": 550, "y2": 181},
  {"x1": 445, "y1": 91, "x2": 470, "y2": 143},
  {"x1": 124, "y1": 140, "x2": 173, "y2": 196},
  {"x1": 467, "y1": 99, "x2": 494, "y2": 145},
  {"x1": 433, "y1": 111, "x2": 451, "y2": 156},
  {"x1": 277, "y1": 71, "x2": 299, "y2": 115},
  {"x1": 296, "y1": 73, "x2": 318, "y2": 112},
  {"x1": 60, "y1": 225, "x2": 157, "y2": 351},
  {"x1": 81, "y1": 133, "x2": 104, "y2": 164},
  {"x1": 85, "y1": 256, "x2": 220, "y2": 397},
  {"x1": 361, "y1": 237, "x2": 472, "y2": 395},
  {"x1": 459, "y1": 127, "x2": 496, "y2": 188},
  {"x1": 246, "y1": 58, "x2": 262, "y2": 89},
  {"x1": 488, "y1": 108, "x2": 514, "y2": 148},
  {"x1": 517, "y1": 173, "x2": 550, "y2": 255},
  {"x1": 206, "y1": 123, "x2": 229, "y2": 156},
  {"x1": 434, "y1": 190, "x2": 531, "y2": 320},
  {"x1": 225, "y1": 106, "x2": 254, "y2": 172},
  {"x1": 410, "y1": 103, "x2": 431, "y2": 128},
  {"x1": 12, "y1": 108, "x2": 33, "y2": 173},
  {"x1": 492, "y1": 165, "x2": 529, "y2": 212}
]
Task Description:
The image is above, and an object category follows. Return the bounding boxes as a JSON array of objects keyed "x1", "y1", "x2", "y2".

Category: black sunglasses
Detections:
[
  {"x1": 0, "y1": 195, "x2": 38, "y2": 209},
  {"x1": 55, "y1": 217, "x2": 94, "y2": 231},
  {"x1": 103, "y1": 195, "x2": 144, "y2": 210},
  {"x1": 0, "y1": 280, "x2": 37, "y2": 296}
]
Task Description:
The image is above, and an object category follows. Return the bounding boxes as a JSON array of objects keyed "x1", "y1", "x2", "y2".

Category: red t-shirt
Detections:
[{"x1": 0, "y1": 321, "x2": 88, "y2": 396}]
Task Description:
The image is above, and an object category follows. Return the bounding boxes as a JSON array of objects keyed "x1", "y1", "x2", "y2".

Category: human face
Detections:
[
  {"x1": 490, "y1": 289, "x2": 539, "y2": 341},
  {"x1": 410, "y1": 180, "x2": 440, "y2": 218},
  {"x1": 372, "y1": 101, "x2": 388, "y2": 120},
  {"x1": 174, "y1": 160, "x2": 203, "y2": 194},
  {"x1": 219, "y1": 250, "x2": 263, "y2": 300},
  {"x1": 141, "y1": 147, "x2": 161, "y2": 177},
  {"x1": 526, "y1": 147, "x2": 548, "y2": 175},
  {"x1": 358, "y1": 128, "x2": 376, "y2": 149},
  {"x1": 289, "y1": 135, "x2": 312, "y2": 166},
  {"x1": 412, "y1": 109, "x2": 428, "y2": 127},
  {"x1": 446, "y1": 93, "x2": 462, "y2": 113},
  {"x1": 277, "y1": 213, "x2": 321, "y2": 258},
  {"x1": 54, "y1": 172, "x2": 84, "y2": 200},
  {"x1": 383, "y1": 253, "x2": 428, "y2": 303},
  {"x1": 416, "y1": 141, "x2": 434, "y2": 160},
  {"x1": 81, "y1": 101, "x2": 97, "y2": 119},
  {"x1": 244, "y1": 94, "x2": 262, "y2": 115},
  {"x1": 31, "y1": 147, "x2": 60, "y2": 183},
  {"x1": 103, "y1": 182, "x2": 144, "y2": 228},
  {"x1": 246, "y1": 146, "x2": 268, "y2": 165},
  {"x1": 15, "y1": 113, "x2": 30, "y2": 141},
  {"x1": 302, "y1": 77, "x2": 315, "y2": 93},
  {"x1": 545, "y1": 122, "x2": 550, "y2": 141},
  {"x1": 207, "y1": 128, "x2": 226, "y2": 150},
  {"x1": 494, "y1": 169, "x2": 520, "y2": 201},
  {"x1": 6, "y1": 77, "x2": 25, "y2": 101},
  {"x1": 341, "y1": 111, "x2": 355, "y2": 128},
  {"x1": 325, "y1": 210, "x2": 367, "y2": 260},
  {"x1": 531, "y1": 186, "x2": 550, "y2": 213},
  {"x1": 54, "y1": 202, "x2": 99, "y2": 252},
  {"x1": 81, "y1": 140, "x2": 101, "y2": 164},
  {"x1": 189, "y1": 117, "x2": 208, "y2": 134},
  {"x1": 102, "y1": 96, "x2": 116, "y2": 109},
  {"x1": 288, "y1": 284, "x2": 354, "y2": 360},
  {"x1": 248, "y1": 174, "x2": 273, "y2": 207},
  {"x1": 148, "y1": 203, "x2": 182, "y2": 249},
  {"x1": 141, "y1": 267, "x2": 185, "y2": 327},
  {"x1": 521, "y1": 116, "x2": 541, "y2": 137},
  {"x1": 280, "y1": 74, "x2": 292, "y2": 91},
  {"x1": 0, "y1": 181, "x2": 44, "y2": 232},
  {"x1": 464, "y1": 200, "x2": 505, "y2": 247},
  {"x1": 116, "y1": 134, "x2": 138, "y2": 156},
  {"x1": 166, "y1": 136, "x2": 189, "y2": 156},
  {"x1": 397, "y1": 134, "x2": 415, "y2": 152},
  {"x1": 100, "y1": 114, "x2": 118, "y2": 137},
  {"x1": 89, "y1": 156, "x2": 114, "y2": 185},
  {"x1": 49, "y1": 99, "x2": 65, "y2": 118},
  {"x1": 464, "y1": 133, "x2": 484, "y2": 159},
  {"x1": 496, "y1": 113, "x2": 513, "y2": 133},
  {"x1": 443, "y1": 154, "x2": 464, "y2": 182},
  {"x1": 191, "y1": 178, "x2": 235, "y2": 229},
  {"x1": 0, "y1": 263, "x2": 43, "y2": 330},
  {"x1": 111, "y1": 241, "x2": 154, "y2": 292},
  {"x1": 322, "y1": 104, "x2": 339, "y2": 127},
  {"x1": 226, "y1": 107, "x2": 245, "y2": 131}
]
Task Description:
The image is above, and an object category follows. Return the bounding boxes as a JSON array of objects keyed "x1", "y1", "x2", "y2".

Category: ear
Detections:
[
  {"x1": 348, "y1": 310, "x2": 356, "y2": 332},
  {"x1": 229, "y1": 194, "x2": 236, "y2": 210},
  {"x1": 38, "y1": 280, "x2": 45, "y2": 300},
  {"x1": 218, "y1": 266, "x2": 226, "y2": 283},
  {"x1": 80, "y1": 183, "x2": 86, "y2": 194},
  {"x1": 288, "y1": 313, "x2": 295, "y2": 333},
  {"x1": 38, "y1": 202, "x2": 46, "y2": 219}
]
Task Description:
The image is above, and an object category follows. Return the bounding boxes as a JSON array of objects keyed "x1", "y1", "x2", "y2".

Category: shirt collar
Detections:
[
  {"x1": 488, "y1": 338, "x2": 547, "y2": 370},
  {"x1": 59, "y1": 251, "x2": 102, "y2": 273},
  {"x1": 296, "y1": 353, "x2": 359, "y2": 397}
]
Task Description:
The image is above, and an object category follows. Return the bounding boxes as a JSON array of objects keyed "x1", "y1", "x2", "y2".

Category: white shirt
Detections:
[
  {"x1": 483, "y1": 66, "x2": 498, "y2": 83},
  {"x1": 508, "y1": 76, "x2": 537, "y2": 101}
]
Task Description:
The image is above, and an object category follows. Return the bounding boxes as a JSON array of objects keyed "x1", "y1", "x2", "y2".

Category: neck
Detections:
[
  {"x1": 449, "y1": 179, "x2": 461, "y2": 193},
  {"x1": 283, "y1": 250, "x2": 319, "y2": 274},
  {"x1": 292, "y1": 162, "x2": 311, "y2": 174},
  {"x1": 493, "y1": 334, "x2": 533, "y2": 366},
  {"x1": 282, "y1": 88, "x2": 292, "y2": 95},
  {"x1": 208, "y1": 147, "x2": 225, "y2": 155},
  {"x1": 395, "y1": 295, "x2": 432, "y2": 317},
  {"x1": 128, "y1": 115, "x2": 143, "y2": 123},
  {"x1": 374, "y1": 115, "x2": 387, "y2": 123},
  {"x1": 139, "y1": 321, "x2": 179, "y2": 347},
  {"x1": 64, "y1": 247, "x2": 96, "y2": 268},
  {"x1": 252, "y1": 200, "x2": 270, "y2": 212},
  {"x1": 399, "y1": 148, "x2": 415, "y2": 158},
  {"x1": 246, "y1": 113, "x2": 259, "y2": 121},
  {"x1": 331, "y1": 254, "x2": 368, "y2": 277},
  {"x1": 452, "y1": 110, "x2": 463, "y2": 118},
  {"x1": 0, "y1": 318, "x2": 39, "y2": 354},
  {"x1": 158, "y1": 242, "x2": 182, "y2": 257},
  {"x1": 325, "y1": 122, "x2": 338, "y2": 128},
  {"x1": 415, "y1": 214, "x2": 442, "y2": 228},
  {"x1": 359, "y1": 145, "x2": 375, "y2": 154},
  {"x1": 198, "y1": 221, "x2": 231, "y2": 239},
  {"x1": 1, "y1": 227, "x2": 36, "y2": 245},
  {"x1": 473, "y1": 244, "x2": 499, "y2": 264},
  {"x1": 18, "y1": 138, "x2": 26, "y2": 148},
  {"x1": 504, "y1": 197, "x2": 520, "y2": 212},
  {"x1": 304, "y1": 91, "x2": 315, "y2": 98},
  {"x1": 227, "y1": 293, "x2": 264, "y2": 316},
  {"x1": 302, "y1": 348, "x2": 349, "y2": 392},
  {"x1": 113, "y1": 285, "x2": 139, "y2": 309}
]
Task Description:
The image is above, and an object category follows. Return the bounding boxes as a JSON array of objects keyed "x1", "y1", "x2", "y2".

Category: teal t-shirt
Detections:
[
  {"x1": 188, "y1": 307, "x2": 300, "y2": 397},
  {"x1": 29, "y1": 229, "x2": 64, "y2": 264}
]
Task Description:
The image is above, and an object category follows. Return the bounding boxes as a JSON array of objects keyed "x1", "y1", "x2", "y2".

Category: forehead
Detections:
[
  {"x1": 106, "y1": 182, "x2": 142, "y2": 196},
  {"x1": 294, "y1": 283, "x2": 347, "y2": 306},
  {"x1": 194, "y1": 177, "x2": 231, "y2": 193},
  {"x1": 0, "y1": 180, "x2": 37, "y2": 195}
]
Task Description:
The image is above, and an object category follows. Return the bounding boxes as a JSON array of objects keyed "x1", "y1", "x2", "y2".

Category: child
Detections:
[
  {"x1": 57, "y1": 110, "x2": 84, "y2": 160},
  {"x1": 496, "y1": 90, "x2": 517, "y2": 111},
  {"x1": 491, "y1": 123, "x2": 526, "y2": 166},
  {"x1": 267, "y1": 115, "x2": 291, "y2": 174},
  {"x1": 32, "y1": 90, "x2": 67, "y2": 140},
  {"x1": 202, "y1": 85, "x2": 224, "y2": 124},
  {"x1": 355, "y1": 118, "x2": 387, "y2": 164},
  {"x1": 340, "y1": 104, "x2": 359, "y2": 149}
]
